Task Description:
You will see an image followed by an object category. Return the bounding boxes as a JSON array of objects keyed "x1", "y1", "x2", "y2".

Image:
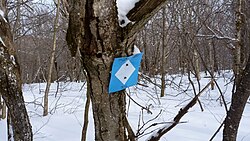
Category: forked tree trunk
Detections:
[
  {"x1": 0, "y1": 2, "x2": 33, "y2": 140},
  {"x1": 66, "y1": 0, "x2": 167, "y2": 140}
]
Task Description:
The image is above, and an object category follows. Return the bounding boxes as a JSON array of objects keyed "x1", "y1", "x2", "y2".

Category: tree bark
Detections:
[
  {"x1": 66, "y1": 0, "x2": 168, "y2": 140},
  {"x1": 223, "y1": 0, "x2": 249, "y2": 140},
  {"x1": 233, "y1": 0, "x2": 245, "y2": 85},
  {"x1": 0, "y1": 2, "x2": 33, "y2": 140},
  {"x1": 223, "y1": 52, "x2": 250, "y2": 141},
  {"x1": 67, "y1": 0, "x2": 127, "y2": 140}
]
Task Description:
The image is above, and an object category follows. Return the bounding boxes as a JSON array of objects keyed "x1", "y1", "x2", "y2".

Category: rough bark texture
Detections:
[
  {"x1": 223, "y1": 55, "x2": 250, "y2": 141},
  {"x1": 0, "y1": 2, "x2": 33, "y2": 141},
  {"x1": 223, "y1": 0, "x2": 249, "y2": 140},
  {"x1": 66, "y1": 0, "x2": 168, "y2": 140},
  {"x1": 233, "y1": 0, "x2": 245, "y2": 85},
  {"x1": 67, "y1": 0, "x2": 127, "y2": 140}
]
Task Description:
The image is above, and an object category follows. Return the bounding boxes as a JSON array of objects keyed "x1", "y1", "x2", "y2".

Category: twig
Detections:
[
  {"x1": 136, "y1": 110, "x2": 163, "y2": 137},
  {"x1": 125, "y1": 91, "x2": 152, "y2": 114}
]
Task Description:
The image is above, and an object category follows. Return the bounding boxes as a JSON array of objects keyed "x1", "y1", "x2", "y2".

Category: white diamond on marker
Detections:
[{"x1": 115, "y1": 60, "x2": 135, "y2": 85}]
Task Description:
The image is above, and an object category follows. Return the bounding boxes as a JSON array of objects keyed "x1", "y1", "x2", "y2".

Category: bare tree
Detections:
[
  {"x1": 66, "y1": 0, "x2": 168, "y2": 140},
  {"x1": 223, "y1": 0, "x2": 250, "y2": 140},
  {"x1": 160, "y1": 7, "x2": 167, "y2": 97},
  {"x1": 43, "y1": 0, "x2": 61, "y2": 116},
  {"x1": 0, "y1": 0, "x2": 32, "y2": 140}
]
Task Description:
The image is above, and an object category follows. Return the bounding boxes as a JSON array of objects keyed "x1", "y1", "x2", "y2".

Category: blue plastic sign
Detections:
[{"x1": 109, "y1": 53, "x2": 143, "y2": 93}]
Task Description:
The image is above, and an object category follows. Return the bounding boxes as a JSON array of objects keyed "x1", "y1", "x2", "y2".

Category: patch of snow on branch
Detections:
[
  {"x1": 0, "y1": 37, "x2": 6, "y2": 47},
  {"x1": 116, "y1": 0, "x2": 139, "y2": 27},
  {"x1": 146, "y1": 123, "x2": 172, "y2": 141},
  {"x1": 133, "y1": 45, "x2": 141, "y2": 54},
  {"x1": 0, "y1": 9, "x2": 7, "y2": 23}
]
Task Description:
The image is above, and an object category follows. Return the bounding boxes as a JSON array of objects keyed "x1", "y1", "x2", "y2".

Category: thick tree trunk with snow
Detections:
[
  {"x1": 0, "y1": 3, "x2": 33, "y2": 141},
  {"x1": 66, "y1": 0, "x2": 167, "y2": 140}
]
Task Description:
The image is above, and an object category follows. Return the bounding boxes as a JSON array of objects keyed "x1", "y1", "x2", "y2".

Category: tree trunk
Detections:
[
  {"x1": 81, "y1": 88, "x2": 90, "y2": 141},
  {"x1": 0, "y1": 2, "x2": 33, "y2": 140},
  {"x1": 209, "y1": 40, "x2": 215, "y2": 90},
  {"x1": 223, "y1": 52, "x2": 250, "y2": 141},
  {"x1": 233, "y1": 0, "x2": 245, "y2": 85},
  {"x1": 66, "y1": 0, "x2": 168, "y2": 140},
  {"x1": 194, "y1": 49, "x2": 200, "y2": 80},
  {"x1": 43, "y1": 0, "x2": 60, "y2": 116},
  {"x1": 160, "y1": 7, "x2": 166, "y2": 97},
  {"x1": 223, "y1": 0, "x2": 248, "y2": 140},
  {"x1": 84, "y1": 58, "x2": 127, "y2": 140},
  {"x1": 66, "y1": 0, "x2": 128, "y2": 140}
]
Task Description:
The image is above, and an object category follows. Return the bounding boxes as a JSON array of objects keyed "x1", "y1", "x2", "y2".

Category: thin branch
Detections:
[
  {"x1": 126, "y1": 91, "x2": 152, "y2": 114},
  {"x1": 209, "y1": 120, "x2": 225, "y2": 141}
]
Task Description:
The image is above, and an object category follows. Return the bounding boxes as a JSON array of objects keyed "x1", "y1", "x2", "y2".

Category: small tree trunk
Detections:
[
  {"x1": 194, "y1": 49, "x2": 201, "y2": 80},
  {"x1": 233, "y1": 0, "x2": 244, "y2": 85},
  {"x1": 160, "y1": 7, "x2": 166, "y2": 97},
  {"x1": 209, "y1": 40, "x2": 215, "y2": 90},
  {"x1": 43, "y1": 0, "x2": 60, "y2": 116},
  {"x1": 81, "y1": 90, "x2": 90, "y2": 141}
]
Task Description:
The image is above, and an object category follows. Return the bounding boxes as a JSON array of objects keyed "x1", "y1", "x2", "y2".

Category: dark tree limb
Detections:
[{"x1": 122, "y1": 0, "x2": 167, "y2": 45}]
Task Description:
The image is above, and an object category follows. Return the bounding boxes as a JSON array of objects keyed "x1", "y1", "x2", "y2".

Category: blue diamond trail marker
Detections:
[{"x1": 109, "y1": 53, "x2": 143, "y2": 93}]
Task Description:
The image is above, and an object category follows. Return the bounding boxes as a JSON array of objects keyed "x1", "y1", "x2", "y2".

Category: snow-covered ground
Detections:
[{"x1": 1, "y1": 71, "x2": 250, "y2": 141}]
